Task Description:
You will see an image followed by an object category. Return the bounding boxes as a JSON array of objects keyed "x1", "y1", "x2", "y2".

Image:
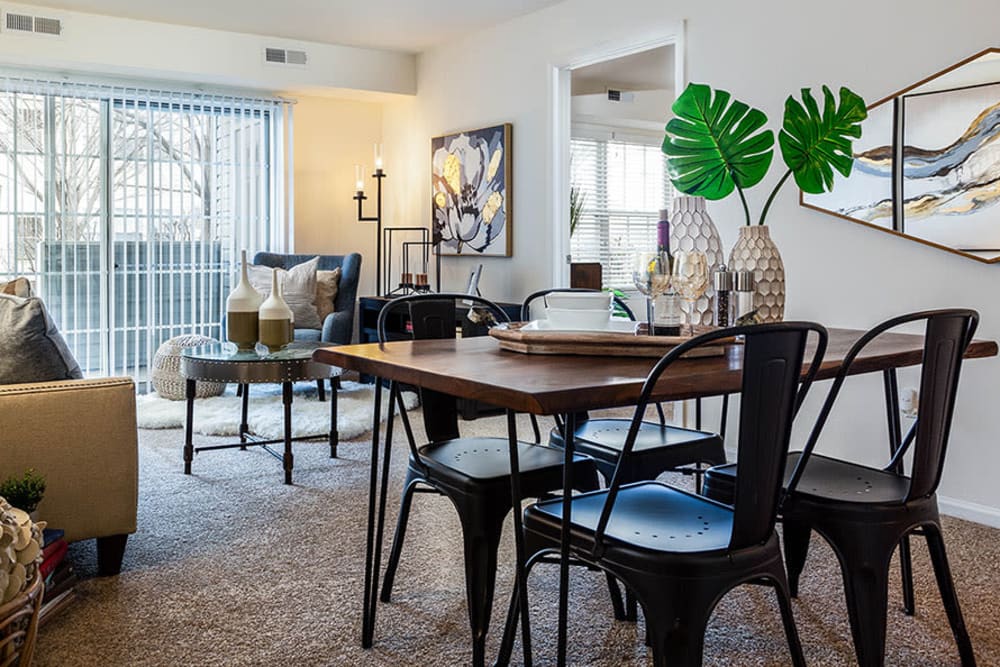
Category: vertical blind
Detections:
[
  {"x1": 0, "y1": 74, "x2": 293, "y2": 384},
  {"x1": 570, "y1": 132, "x2": 673, "y2": 289}
]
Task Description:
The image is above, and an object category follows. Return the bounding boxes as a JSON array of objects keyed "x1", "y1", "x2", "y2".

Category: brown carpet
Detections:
[{"x1": 33, "y1": 405, "x2": 1000, "y2": 666}]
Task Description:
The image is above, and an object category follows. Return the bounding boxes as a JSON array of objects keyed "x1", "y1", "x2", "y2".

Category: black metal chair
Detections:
[
  {"x1": 372, "y1": 293, "x2": 600, "y2": 667},
  {"x1": 704, "y1": 309, "x2": 980, "y2": 667},
  {"x1": 497, "y1": 322, "x2": 827, "y2": 666},
  {"x1": 522, "y1": 288, "x2": 727, "y2": 491}
]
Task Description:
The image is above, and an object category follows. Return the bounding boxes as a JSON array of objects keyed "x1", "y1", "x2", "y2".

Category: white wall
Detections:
[
  {"x1": 0, "y1": 1, "x2": 415, "y2": 95},
  {"x1": 383, "y1": 0, "x2": 1000, "y2": 522}
]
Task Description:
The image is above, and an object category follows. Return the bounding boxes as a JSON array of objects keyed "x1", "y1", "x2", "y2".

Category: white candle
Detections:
[
  {"x1": 374, "y1": 143, "x2": 384, "y2": 170},
  {"x1": 355, "y1": 164, "x2": 365, "y2": 192}
]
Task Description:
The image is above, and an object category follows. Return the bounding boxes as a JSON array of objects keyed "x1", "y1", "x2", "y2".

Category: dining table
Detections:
[{"x1": 312, "y1": 326, "x2": 998, "y2": 667}]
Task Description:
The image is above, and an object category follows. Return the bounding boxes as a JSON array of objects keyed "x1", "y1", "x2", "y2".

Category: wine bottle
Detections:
[{"x1": 653, "y1": 210, "x2": 682, "y2": 336}]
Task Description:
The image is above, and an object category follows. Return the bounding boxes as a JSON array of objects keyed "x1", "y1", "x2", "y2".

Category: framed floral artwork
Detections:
[{"x1": 431, "y1": 123, "x2": 512, "y2": 256}]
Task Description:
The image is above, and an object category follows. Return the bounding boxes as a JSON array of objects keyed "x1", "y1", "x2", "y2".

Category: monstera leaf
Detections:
[
  {"x1": 779, "y1": 86, "x2": 868, "y2": 194},
  {"x1": 662, "y1": 83, "x2": 775, "y2": 201}
]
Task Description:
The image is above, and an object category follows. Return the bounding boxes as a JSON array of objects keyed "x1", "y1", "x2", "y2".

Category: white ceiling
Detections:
[
  {"x1": 11, "y1": 0, "x2": 564, "y2": 53},
  {"x1": 571, "y1": 46, "x2": 674, "y2": 95}
]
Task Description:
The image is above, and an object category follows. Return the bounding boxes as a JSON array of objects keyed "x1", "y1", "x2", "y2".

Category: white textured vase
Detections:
[
  {"x1": 670, "y1": 196, "x2": 724, "y2": 326},
  {"x1": 728, "y1": 225, "x2": 785, "y2": 323}
]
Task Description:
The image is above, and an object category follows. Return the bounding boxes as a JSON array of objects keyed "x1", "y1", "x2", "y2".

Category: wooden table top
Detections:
[{"x1": 313, "y1": 328, "x2": 998, "y2": 416}]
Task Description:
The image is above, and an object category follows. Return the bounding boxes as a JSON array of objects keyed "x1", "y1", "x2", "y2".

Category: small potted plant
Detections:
[
  {"x1": 0, "y1": 469, "x2": 46, "y2": 516},
  {"x1": 662, "y1": 83, "x2": 867, "y2": 322}
]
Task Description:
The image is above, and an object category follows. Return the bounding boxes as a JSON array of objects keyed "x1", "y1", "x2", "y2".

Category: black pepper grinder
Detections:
[{"x1": 713, "y1": 264, "x2": 735, "y2": 327}]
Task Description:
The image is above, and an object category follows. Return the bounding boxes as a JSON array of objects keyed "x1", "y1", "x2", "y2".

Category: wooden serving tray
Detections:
[{"x1": 489, "y1": 321, "x2": 730, "y2": 358}]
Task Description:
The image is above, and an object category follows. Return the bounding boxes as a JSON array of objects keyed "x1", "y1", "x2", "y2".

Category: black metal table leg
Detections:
[
  {"x1": 282, "y1": 381, "x2": 294, "y2": 485},
  {"x1": 506, "y1": 409, "x2": 533, "y2": 667},
  {"x1": 184, "y1": 379, "x2": 195, "y2": 474},
  {"x1": 330, "y1": 379, "x2": 339, "y2": 458},
  {"x1": 365, "y1": 382, "x2": 399, "y2": 648},
  {"x1": 556, "y1": 412, "x2": 576, "y2": 667},
  {"x1": 240, "y1": 383, "x2": 250, "y2": 449},
  {"x1": 362, "y1": 379, "x2": 384, "y2": 648}
]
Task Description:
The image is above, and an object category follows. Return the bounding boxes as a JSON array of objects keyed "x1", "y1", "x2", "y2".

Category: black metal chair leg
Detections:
[
  {"x1": 899, "y1": 535, "x2": 916, "y2": 615},
  {"x1": 625, "y1": 591, "x2": 638, "y2": 622},
  {"x1": 924, "y1": 524, "x2": 977, "y2": 666},
  {"x1": 782, "y1": 520, "x2": 812, "y2": 597},
  {"x1": 380, "y1": 472, "x2": 420, "y2": 603},
  {"x1": 639, "y1": 584, "x2": 713, "y2": 667},
  {"x1": 830, "y1": 528, "x2": 894, "y2": 667},
  {"x1": 458, "y1": 505, "x2": 507, "y2": 667},
  {"x1": 317, "y1": 378, "x2": 327, "y2": 402},
  {"x1": 529, "y1": 414, "x2": 541, "y2": 444},
  {"x1": 770, "y1": 571, "x2": 807, "y2": 667}
]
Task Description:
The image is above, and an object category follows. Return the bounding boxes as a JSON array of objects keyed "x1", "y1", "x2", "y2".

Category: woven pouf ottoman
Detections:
[{"x1": 151, "y1": 334, "x2": 227, "y2": 400}]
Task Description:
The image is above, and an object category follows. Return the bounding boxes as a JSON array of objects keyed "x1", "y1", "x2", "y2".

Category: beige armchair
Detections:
[{"x1": 0, "y1": 377, "x2": 138, "y2": 575}]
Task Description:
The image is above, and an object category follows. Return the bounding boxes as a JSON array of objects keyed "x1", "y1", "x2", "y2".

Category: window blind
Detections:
[
  {"x1": 0, "y1": 73, "x2": 293, "y2": 384},
  {"x1": 570, "y1": 133, "x2": 673, "y2": 289}
]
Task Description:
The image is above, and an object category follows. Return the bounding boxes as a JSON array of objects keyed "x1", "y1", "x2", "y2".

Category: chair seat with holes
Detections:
[
  {"x1": 527, "y1": 482, "x2": 732, "y2": 558},
  {"x1": 416, "y1": 438, "x2": 593, "y2": 494},
  {"x1": 704, "y1": 453, "x2": 911, "y2": 507},
  {"x1": 550, "y1": 419, "x2": 726, "y2": 483}
]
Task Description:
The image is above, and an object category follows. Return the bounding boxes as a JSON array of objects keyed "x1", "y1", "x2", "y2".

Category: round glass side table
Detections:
[{"x1": 180, "y1": 341, "x2": 342, "y2": 484}]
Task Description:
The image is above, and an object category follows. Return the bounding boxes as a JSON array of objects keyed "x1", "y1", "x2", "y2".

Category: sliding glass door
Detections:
[{"x1": 0, "y1": 79, "x2": 290, "y2": 383}]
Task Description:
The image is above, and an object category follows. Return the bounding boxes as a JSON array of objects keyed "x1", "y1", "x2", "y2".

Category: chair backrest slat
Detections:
[
  {"x1": 377, "y1": 293, "x2": 512, "y2": 445},
  {"x1": 909, "y1": 312, "x2": 976, "y2": 499},
  {"x1": 729, "y1": 329, "x2": 813, "y2": 548}
]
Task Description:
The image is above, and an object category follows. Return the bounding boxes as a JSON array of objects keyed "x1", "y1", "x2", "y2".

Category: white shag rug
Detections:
[{"x1": 136, "y1": 381, "x2": 417, "y2": 441}]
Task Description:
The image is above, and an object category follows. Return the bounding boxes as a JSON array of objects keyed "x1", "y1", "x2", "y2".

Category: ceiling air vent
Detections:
[
  {"x1": 33, "y1": 17, "x2": 61, "y2": 35},
  {"x1": 264, "y1": 47, "x2": 307, "y2": 67},
  {"x1": 4, "y1": 12, "x2": 62, "y2": 35},
  {"x1": 606, "y1": 89, "x2": 635, "y2": 103},
  {"x1": 5, "y1": 13, "x2": 33, "y2": 32}
]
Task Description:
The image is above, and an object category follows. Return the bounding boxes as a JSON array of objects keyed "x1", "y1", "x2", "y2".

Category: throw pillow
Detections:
[
  {"x1": 314, "y1": 267, "x2": 342, "y2": 323},
  {"x1": 0, "y1": 294, "x2": 84, "y2": 384},
  {"x1": 0, "y1": 277, "x2": 32, "y2": 297},
  {"x1": 247, "y1": 256, "x2": 323, "y2": 330}
]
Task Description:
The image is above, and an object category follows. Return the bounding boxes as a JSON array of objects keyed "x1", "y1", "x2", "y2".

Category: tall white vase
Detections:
[
  {"x1": 670, "y1": 196, "x2": 724, "y2": 326},
  {"x1": 225, "y1": 250, "x2": 262, "y2": 350},
  {"x1": 258, "y1": 269, "x2": 294, "y2": 352},
  {"x1": 728, "y1": 225, "x2": 785, "y2": 323}
]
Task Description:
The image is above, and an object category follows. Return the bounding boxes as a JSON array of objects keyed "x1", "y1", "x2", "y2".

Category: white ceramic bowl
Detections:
[
  {"x1": 545, "y1": 307, "x2": 612, "y2": 330},
  {"x1": 543, "y1": 292, "x2": 612, "y2": 311}
]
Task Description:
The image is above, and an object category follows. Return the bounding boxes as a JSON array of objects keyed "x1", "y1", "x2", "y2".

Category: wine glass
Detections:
[
  {"x1": 632, "y1": 251, "x2": 671, "y2": 334},
  {"x1": 670, "y1": 250, "x2": 710, "y2": 336}
]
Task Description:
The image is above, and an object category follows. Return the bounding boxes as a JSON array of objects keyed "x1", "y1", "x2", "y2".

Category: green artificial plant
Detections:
[
  {"x1": 0, "y1": 468, "x2": 46, "y2": 513},
  {"x1": 661, "y1": 82, "x2": 867, "y2": 226}
]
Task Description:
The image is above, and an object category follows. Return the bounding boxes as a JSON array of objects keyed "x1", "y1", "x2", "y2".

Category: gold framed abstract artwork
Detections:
[
  {"x1": 431, "y1": 123, "x2": 512, "y2": 257},
  {"x1": 802, "y1": 48, "x2": 1000, "y2": 263}
]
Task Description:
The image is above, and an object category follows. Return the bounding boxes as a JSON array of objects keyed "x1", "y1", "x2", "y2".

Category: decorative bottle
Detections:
[
  {"x1": 258, "y1": 268, "x2": 293, "y2": 352},
  {"x1": 652, "y1": 211, "x2": 682, "y2": 336},
  {"x1": 226, "y1": 250, "x2": 262, "y2": 351}
]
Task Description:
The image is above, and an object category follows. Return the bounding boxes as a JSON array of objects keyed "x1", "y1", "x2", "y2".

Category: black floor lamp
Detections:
[{"x1": 354, "y1": 145, "x2": 386, "y2": 296}]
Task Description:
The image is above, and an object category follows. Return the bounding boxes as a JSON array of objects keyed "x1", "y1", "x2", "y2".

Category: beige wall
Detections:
[{"x1": 293, "y1": 95, "x2": 384, "y2": 297}]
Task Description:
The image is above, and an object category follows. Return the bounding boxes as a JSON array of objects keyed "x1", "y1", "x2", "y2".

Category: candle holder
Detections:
[{"x1": 354, "y1": 167, "x2": 386, "y2": 295}]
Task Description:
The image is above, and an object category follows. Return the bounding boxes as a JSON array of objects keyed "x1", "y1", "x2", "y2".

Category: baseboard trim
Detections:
[{"x1": 938, "y1": 495, "x2": 1000, "y2": 529}]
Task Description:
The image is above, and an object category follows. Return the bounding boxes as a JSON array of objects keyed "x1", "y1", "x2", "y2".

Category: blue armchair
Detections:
[{"x1": 252, "y1": 252, "x2": 362, "y2": 345}]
